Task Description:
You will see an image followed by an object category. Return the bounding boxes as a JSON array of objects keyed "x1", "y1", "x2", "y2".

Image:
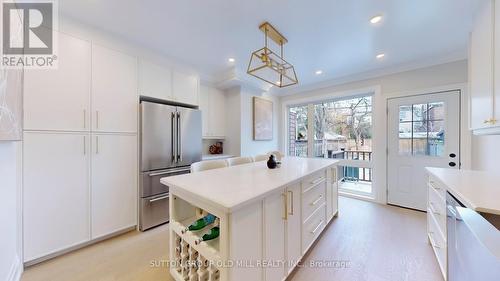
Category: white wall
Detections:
[
  {"x1": 472, "y1": 135, "x2": 500, "y2": 171},
  {"x1": 279, "y1": 60, "x2": 469, "y2": 204},
  {"x1": 0, "y1": 142, "x2": 22, "y2": 281},
  {"x1": 224, "y1": 86, "x2": 279, "y2": 157}
]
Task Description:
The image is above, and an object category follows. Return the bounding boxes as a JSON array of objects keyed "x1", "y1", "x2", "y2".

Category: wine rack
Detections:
[
  {"x1": 170, "y1": 195, "x2": 224, "y2": 281},
  {"x1": 172, "y1": 228, "x2": 221, "y2": 281}
]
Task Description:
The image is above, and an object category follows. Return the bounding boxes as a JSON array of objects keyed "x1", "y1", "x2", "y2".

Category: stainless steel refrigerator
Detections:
[{"x1": 139, "y1": 100, "x2": 202, "y2": 231}]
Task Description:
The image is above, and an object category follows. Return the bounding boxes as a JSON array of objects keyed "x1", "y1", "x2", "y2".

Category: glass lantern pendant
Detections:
[{"x1": 247, "y1": 22, "x2": 298, "y2": 88}]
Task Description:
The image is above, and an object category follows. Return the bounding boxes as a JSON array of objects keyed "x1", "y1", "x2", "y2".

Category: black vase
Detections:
[{"x1": 267, "y1": 155, "x2": 277, "y2": 169}]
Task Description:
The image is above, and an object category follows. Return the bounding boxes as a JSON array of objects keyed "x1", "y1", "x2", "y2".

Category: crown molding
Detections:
[{"x1": 271, "y1": 50, "x2": 467, "y2": 96}]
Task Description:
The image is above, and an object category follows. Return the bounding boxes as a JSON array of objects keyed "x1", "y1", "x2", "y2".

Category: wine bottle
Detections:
[
  {"x1": 195, "y1": 226, "x2": 220, "y2": 244},
  {"x1": 182, "y1": 214, "x2": 216, "y2": 233}
]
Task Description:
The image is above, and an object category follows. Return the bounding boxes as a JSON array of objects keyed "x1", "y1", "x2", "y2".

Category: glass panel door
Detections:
[
  {"x1": 313, "y1": 96, "x2": 374, "y2": 196},
  {"x1": 288, "y1": 105, "x2": 308, "y2": 157}
]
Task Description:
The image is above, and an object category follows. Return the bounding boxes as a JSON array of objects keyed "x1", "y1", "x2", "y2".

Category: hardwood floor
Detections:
[{"x1": 21, "y1": 197, "x2": 442, "y2": 281}]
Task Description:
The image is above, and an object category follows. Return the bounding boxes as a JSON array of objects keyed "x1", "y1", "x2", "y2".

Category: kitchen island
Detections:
[{"x1": 161, "y1": 157, "x2": 339, "y2": 281}]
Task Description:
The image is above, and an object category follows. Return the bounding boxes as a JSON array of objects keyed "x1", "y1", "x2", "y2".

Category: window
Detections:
[
  {"x1": 287, "y1": 94, "x2": 375, "y2": 196},
  {"x1": 399, "y1": 102, "x2": 445, "y2": 156},
  {"x1": 288, "y1": 105, "x2": 308, "y2": 157}
]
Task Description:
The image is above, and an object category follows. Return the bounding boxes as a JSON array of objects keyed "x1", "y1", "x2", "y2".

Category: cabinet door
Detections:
[
  {"x1": 326, "y1": 167, "x2": 339, "y2": 222},
  {"x1": 92, "y1": 44, "x2": 138, "y2": 133},
  {"x1": 470, "y1": 0, "x2": 494, "y2": 129},
  {"x1": 209, "y1": 88, "x2": 226, "y2": 138},
  {"x1": 24, "y1": 32, "x2": 91, "y2": 131},
  {"x1": 199, "y1": 84, "x2": 210, "y2": 137},
  {"x1": 91, "y1": 134, "x2": 137, "y2": 239},
  {"x1": 172, "y1": 71, "x2": 199, "y2": 106},
  {"x1": 264, "y1": 189, "x2": 286, "y2": 281},
  {"x1": 495, "y1": 0, "x2": 500, "y2": 124},
  {"x1": 138, "y1": 59, "x2": 173, "y2": 100},
  {"x1": 23, "y1": 132, "x2": 90, "y2": 262},
  {"x1": 286, "y1": 183, "x2": 301, "y2": 275}
]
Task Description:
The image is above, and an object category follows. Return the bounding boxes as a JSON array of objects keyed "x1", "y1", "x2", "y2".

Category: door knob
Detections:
[{"x1": 449, "y1": 162, "x2": 456, "y2": 167}]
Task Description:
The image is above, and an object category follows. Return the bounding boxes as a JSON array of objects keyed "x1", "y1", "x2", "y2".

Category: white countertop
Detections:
[
  {"x1": 162, "y1": 157, "x2": 338, "y2": 213},
  {"x1": 202, "y1": 154, "x2": 234, "y2": 161},
  {"x1": 426, "y1": 167, "x2": 500, "y2": 215}
]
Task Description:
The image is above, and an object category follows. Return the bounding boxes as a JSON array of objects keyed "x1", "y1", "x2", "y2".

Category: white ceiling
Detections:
[{"x1": 59, "y1": 0, "x2": 479, "y2": 93}]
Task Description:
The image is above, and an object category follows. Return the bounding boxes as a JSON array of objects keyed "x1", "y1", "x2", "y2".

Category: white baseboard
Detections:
[{"x1": 7, "y1": 255, "x2": 23, "y2": 281}]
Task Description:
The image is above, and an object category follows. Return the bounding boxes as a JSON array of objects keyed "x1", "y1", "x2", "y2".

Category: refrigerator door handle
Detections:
[
  {"x1": 177, "y1": 111, "x2": 182, "y2": 162},
  {"x1": 171, "y1": 112, "x2": 176, "y2": 163}
]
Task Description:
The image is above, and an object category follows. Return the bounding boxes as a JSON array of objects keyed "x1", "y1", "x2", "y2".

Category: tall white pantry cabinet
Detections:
[{"x1": 23, "y1": 32, "x2": 138, "y2": 263}]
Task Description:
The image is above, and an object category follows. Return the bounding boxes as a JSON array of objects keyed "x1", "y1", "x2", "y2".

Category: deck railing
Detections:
[{"x1": 290, "y1": 140, "x2": 372, "y2": 182}]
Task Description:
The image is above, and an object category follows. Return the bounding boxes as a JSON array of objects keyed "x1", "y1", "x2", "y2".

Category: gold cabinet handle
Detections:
[
  {"x1": 83, "y1": 109, "x2": 86, "y2": 129},
  {"x1": 310, "y1": 195, "x2": 323, "y2": 206},
  {"x1": 282, "y1": 192, "x2": 288, "y2": 220},
  {"x1": 288, "y1": 190, "x2": 294, "y2": 215},
  {"x1": 95, "y1": 136, "x2": 99, "y2": 154}
]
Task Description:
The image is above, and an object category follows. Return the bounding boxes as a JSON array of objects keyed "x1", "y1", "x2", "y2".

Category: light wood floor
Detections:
[{"x1": 21, "y1": 197, "x2": 442, "y2": 281}]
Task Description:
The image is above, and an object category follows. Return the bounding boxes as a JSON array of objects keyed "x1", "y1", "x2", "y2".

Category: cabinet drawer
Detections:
[
  {"x1": 303, "y1": 170, "x2": 327, "y2": 192},
  {"x1": 428, "y1": 184, "x2": 446, "y2": 231},
  {"x1": 302, "y1": 203, "x2": 326, "y2": 254},
  {"x1": 427, "y1": 211, "x2": 447, "y2": 279},
  {"x1": 302, "y1": 180, "x2": 326, "y2": 222},
  {"x1": 428, "y1": 175, "x2": 446, "y2": 199}
]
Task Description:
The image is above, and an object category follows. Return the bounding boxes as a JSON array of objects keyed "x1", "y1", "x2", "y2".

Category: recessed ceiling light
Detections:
[
  {"x1": 315, "y1": 70, "x2": 323, "y2": 75},
  {"x1": 370, "y1": 15, "x2": 383, "y2": 24},
  {"x1": 228, "y1": 58, "x2": 235, "y2": 63},
  {"x1": 376, "y1": 53, "x2": 385, "y2": 59}
]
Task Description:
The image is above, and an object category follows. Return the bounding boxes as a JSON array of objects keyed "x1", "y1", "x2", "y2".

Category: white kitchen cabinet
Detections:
[
  {"x1": 326, "y1": 167, "x2": 339, "y2": 222},
  {"x1": 138, "y1": 59, "x2": 173, "y2": 100},
  {"x1": 470, "y1": 0, "x2": 500, "y2": 134},
  {"x1": 209, "y1": 87, "x2": 226, "y2": 138},
  {"x1": 200, "y1": 85, "x2": 210, "y2": 137},
  {"x1": 172, "y1": 70, "x2": 199, "y2": 106},
  {"x1": 92, "y1": 44, "x2": 138, "y2": 133},
  {"x1": 23, "y1": 132, "x2": 90, "y2": 262},
  {"x1": 200, "y1": 85, "x2": 226, "y2": 138},
  {"x1": 91, "y1": 134, "x2": 137, "y2": 239},
  {"x1": 285, "y1": 183, "x2": 301, "y2": 275},
  {"x1": 263, "y1": 189, "x2": 286, "y2": 281},
  {"x1": 24, "y1": 32, "x2": 91, "y2": 131}
]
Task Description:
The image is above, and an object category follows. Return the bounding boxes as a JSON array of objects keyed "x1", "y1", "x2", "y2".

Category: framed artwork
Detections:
[
  {"x1": 0, "y1": 68, "x2": 23, "y2": 141},
  {"x1": 253, "y1": 97, "x2": 273, "y2": 140}
]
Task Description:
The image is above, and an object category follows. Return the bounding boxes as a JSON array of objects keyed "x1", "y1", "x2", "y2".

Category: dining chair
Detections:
[
  {"x1": 226, "y1": 157, "x2": 254, "y2": 166},
  {"x1": 254, "y1": 154, "x2": 269, "y2": 162},
  {"x1": 190, "y1": 159, "x2": 228, "y2": 173}
]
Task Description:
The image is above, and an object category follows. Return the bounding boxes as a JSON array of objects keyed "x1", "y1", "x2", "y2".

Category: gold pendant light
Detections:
[{"x1": 247, "y1": 22, "x2": 298, "y2": 88}]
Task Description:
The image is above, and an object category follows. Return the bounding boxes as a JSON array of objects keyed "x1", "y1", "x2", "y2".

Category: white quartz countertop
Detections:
[
  {"x1": 426, "y1": 167, "x2": 500, "y2": 215},
  {"x1": 161, "y1": 157, "x2": 338, "y2": 213}
]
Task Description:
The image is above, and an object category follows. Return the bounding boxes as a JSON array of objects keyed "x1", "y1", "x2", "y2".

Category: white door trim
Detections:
[{"x1": 384, "y1": 83, "x2": 471, "y2": 206}]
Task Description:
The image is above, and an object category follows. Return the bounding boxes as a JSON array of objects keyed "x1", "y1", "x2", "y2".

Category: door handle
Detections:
[
  {"x1": 83, "y1": 136, "x2": 86, "y2": 155},
  {"x1": 310, "y1": 177, "x2": 325, "y2": 185},
  {"x1": 310, "y1": 195, "x2": 323, "y2": 206},
  {"x1": 149, "y1": 195, "x2": 169, "y2": 203},
  {"x1": 95, "y1": 136, "x2": 99, "y2": 154},
  {"x1": 96, "y1": 111, "x2": 99, "y2": 129},
  {"x1": 177, "y1": 112, "x2": 182, "y2": 162},
  {"x1": 310, "y1": 220, "x2": 323, "y2": 234},
  {"x1": 171, "y1": 112, "x2": 176, "y2": 163},
  {"x1": 148, "y1": 167, "x2": 191, "y2": 177},
  {"x1": 449, "y1": 162, "x2": 456, "y2": 167},
  {"x1": 288, "y1": 190, "x2": 294, "y2": 215},
  {"x1": 83, "y1": 109, "x2": 86, "y2": 129},
  {"x1": 282, "y1": 192, "x2": 288, "y2": 220}
]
